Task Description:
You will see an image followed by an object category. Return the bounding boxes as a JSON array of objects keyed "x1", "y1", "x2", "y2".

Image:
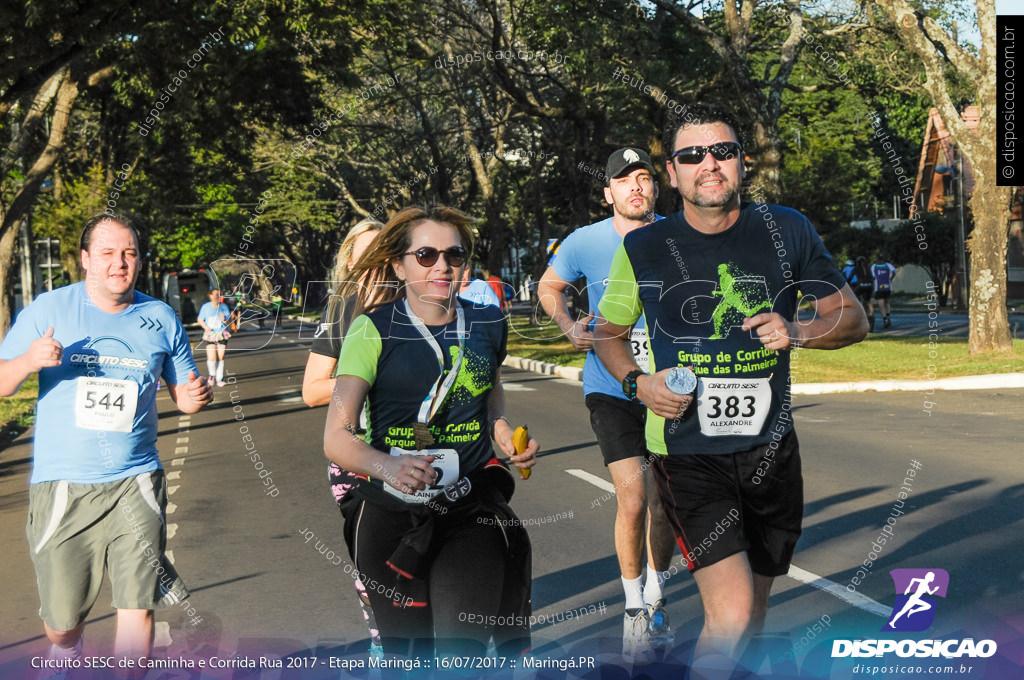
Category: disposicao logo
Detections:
[
  {"x1": 832, "y1": 568, "x2": 997, "y2": 659},
  {"x1": 884, "y1": 568, "x2": 949, "y2": 632}
]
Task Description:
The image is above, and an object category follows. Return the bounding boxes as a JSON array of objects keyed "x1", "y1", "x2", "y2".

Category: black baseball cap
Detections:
[{"x1": 605, "y1": 147, "x2": 655, "y2": 183}]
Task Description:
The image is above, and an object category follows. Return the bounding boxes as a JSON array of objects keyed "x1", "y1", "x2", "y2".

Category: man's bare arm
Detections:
[
  {"x1": 537, "y1": 268, "x2": 594, "y2": 351},
  {"x1": 592, "y1": 314, "x2": 685, "y2": 419},
  {"x1": 743, "y1": 284, "x2": 868, "y2": 352}
]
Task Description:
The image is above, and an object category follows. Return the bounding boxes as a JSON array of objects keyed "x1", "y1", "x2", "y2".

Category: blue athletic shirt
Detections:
[
  {"x1": 550, "y1": 216, "x2": 658, "y2": 399},
  {"x1": 0, "y1": 283, "x2": 197, "y2": 483},
  {"x1": 198, "y1": 301, "x2": 230, "y2": 331},
  {"x1": 458, "y1": 279, "x2": 501, "y2": 308}
]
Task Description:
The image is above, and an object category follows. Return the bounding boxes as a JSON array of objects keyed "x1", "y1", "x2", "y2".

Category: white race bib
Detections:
[
  {"x1": 75, "y1": 377, "x2": 139, "y2": 433},
  {"x1": 630, "y1": 327, "x2": 650, "y2": 373},
  {"x1": 696, "y1": 378, "x2": 771, "y2": 437},
  {"x1": 384, "y1": 447, "x2": 460, "y2": 504}
]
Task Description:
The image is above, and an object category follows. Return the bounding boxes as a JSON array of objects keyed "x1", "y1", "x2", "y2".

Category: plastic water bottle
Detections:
[{"x1": 665, "y1": 366, "x2": 697, "y2": 395}]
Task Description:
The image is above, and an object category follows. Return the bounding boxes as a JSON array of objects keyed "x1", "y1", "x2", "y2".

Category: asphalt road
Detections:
[{"x1": 1, "y1": 320, "x2": 1022, "y2": 678}]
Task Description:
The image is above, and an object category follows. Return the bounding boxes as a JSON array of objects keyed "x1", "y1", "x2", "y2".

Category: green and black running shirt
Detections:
[
  {"x1": 336, "y1": 299, "x2": 508, "y2": 477},
  {"x1": 599, "y1": 202, "x2": 847, "y2": 456}
]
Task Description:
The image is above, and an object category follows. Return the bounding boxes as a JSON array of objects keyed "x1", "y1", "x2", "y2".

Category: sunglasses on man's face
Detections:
[
  {"x1": 670, "y1": 141, "x2": 742, "y2": 165},
  {"x1": 402, "y1": 246, "x2": 468, "y2": 268}
]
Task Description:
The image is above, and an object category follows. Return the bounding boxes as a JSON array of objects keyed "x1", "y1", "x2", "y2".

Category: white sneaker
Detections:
[
  {"x1": 647, "y1": 599, "x2": 675, "y2": 649},
  {"x1": 39, "y1": 638, "x2": 83, "y2": 680},
  {"x1": 622, "y1": 609, "x2": 655, "y2": 664}
]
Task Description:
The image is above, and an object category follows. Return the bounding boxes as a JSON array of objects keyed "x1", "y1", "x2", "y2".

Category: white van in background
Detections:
[{"x1": 162, "y1": 268, "x2": 218, "y2": 324}]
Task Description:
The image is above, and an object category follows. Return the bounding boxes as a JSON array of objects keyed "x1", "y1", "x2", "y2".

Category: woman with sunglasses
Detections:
[{"x1": 324, "y1": 205, "x2": 538, "y2": 657}]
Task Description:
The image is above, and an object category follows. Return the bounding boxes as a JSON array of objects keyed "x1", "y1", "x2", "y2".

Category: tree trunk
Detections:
[
  {"x1": 750, "y1": 117, "x2": 783, "y2": 199},
  {"x1": 0, "y1": 67, "x2": 80, "y2": 335},
  {"x1": 966, "y1": 172, "x2": 1014, "y2": 353},
  {"x1": 0, "y1": 222, "x2": 20, "y2": 333}
]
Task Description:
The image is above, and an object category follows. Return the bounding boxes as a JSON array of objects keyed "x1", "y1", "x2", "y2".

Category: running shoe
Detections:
[
  {"x1": 207, "y1": 376, "x2": 215, "y2": 388},
  {"x1": 622, "y1": 609, "x2": 655, "y2": 664},
  {"x1": 216, "y1": 381, "x2": 227, "y2": 387},
  {"x1": 647, "y1": 599, "x2": 675, "y2": 649},
  {"x1": 38, "y1": 638, "x2": 83, "y2": 680}
]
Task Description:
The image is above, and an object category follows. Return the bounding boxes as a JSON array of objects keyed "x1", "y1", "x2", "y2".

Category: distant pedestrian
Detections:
[
  {"x1": 459, "y1": 268, "x2": 501, "y2": 307},
  {"x1": 197, "y1": 288, "x2": 231, "y2": 386},
  {"x1": 871, "y1": 260, "x2": 897, "y2": 329},
  {"x1": 844, "y1": 257, "x2": 875, "y2": 331},
  {"x1": 487, "y1": 274, "x2": 509, "y2": 313}
]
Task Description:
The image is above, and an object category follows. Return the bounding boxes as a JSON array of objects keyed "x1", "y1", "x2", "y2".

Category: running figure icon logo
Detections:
[{"x1": 883, "y1": 568, "x2": 949, "y2": 632}]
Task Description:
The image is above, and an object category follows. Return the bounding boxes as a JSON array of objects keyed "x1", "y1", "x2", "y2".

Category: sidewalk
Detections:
[{"x1": 501, "y1": 356, "x2": 1024, "y2": 395}]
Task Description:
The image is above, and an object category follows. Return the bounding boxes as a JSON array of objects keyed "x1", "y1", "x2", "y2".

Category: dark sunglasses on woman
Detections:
[{"x1": 402, "y1": 246, "x2": 468, "y2": 268}]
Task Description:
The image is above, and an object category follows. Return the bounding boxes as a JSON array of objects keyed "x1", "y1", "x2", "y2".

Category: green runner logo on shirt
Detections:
[
  {"x1": 710, "y1": 263, "x2": 772, "y2": 339},
  {"x1": 446, "y1": 345, "x2": 494, "y2": 402}
]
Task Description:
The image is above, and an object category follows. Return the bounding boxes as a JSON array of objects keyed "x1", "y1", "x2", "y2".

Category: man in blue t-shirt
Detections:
[
  {"x1": 594, "y1": 105, "x2": 868, "y2": 670},
  {"x1": 0, "y1": 214, "x2": 213, "y2": 668},
  {"x1": 458, "y1": 267, "x2": 502, "y2": 308},
  {"x1": 538, "y1": 148, "x2": 674, "y2": 663}
]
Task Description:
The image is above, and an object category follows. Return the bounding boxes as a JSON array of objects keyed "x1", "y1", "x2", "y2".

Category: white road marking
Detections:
[
  {"x1": 178, "y1": 417, "x2": 191, "y2": 424},
  {"x1": 174, "y1": 446, "x2": 188, "y2": 455},
  {"x1": 566, "y1": 468, "x2": 615, "y2": 494},
  {"x1": 171, "y1": 458, "x2": 185, "y2": 466},
  {"x1": 166, "y1": 550, "x2": 175, "y2": 564},
  {"x1": 166, "y1": 471, "x2": 181, "y2": 480},
  {"x1": 568, "y1": 467, "x2": 890, "y2": 617},
  {"x1": 787, "y1": 565, "x2": 889, "y2": 617},
  {"x1": 502, "y1": 383, "x2": 537, "y2": 392},
  {"x1": 176, "y1": 437, "x2": 190, "y2": 444},
  {"x1": 166, "y1": 502, "x2": 177, "y2": 514},
  {"x1": 166, "y1": 523, "x2": 178, "y2": 539},
  {"x1": 153, "y1": 622, "x2": 173, "y2": 648},
  {"x1": 168, "y1": 485, "x2": 180, "y2": 495}
]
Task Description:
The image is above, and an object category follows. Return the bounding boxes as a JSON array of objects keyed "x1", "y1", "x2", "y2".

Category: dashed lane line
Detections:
[
  {"x1": 787, "y1": 565, "x2": 889, "y2": 618},
  {"x1": 567, "y1": 468, "x2": 890, "y2": 617},
  {"x1": 566, "y1": 468, "x2": 615, "y2": 494}
]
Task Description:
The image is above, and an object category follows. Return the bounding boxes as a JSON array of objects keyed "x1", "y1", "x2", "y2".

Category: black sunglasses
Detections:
[
  {"x1": 670, "y1": 141, "x2": 742, "y2": 165},
  {"x1": 402, "y1": 246, "x2": 468, "y2": 267}
]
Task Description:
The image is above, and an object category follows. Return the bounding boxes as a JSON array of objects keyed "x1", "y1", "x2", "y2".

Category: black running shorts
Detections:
[
  {"x1": 584, "y1": 393, "x2": 648, "y2": 466},
  {"x1": 653, "y1": 430, "x2": 803, "y2": 577}
]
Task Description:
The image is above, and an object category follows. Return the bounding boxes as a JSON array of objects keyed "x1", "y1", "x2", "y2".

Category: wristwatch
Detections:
[
  {"x1": 622, "y1": 369, "x2": 646, "y2": 402},
  {"x1": 489, "y1": 416, "x2": 511, "y2": 440}
]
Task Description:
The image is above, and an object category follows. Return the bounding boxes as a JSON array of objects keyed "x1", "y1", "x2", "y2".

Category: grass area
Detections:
[
  {"x1": 0, "y1": 374, "x2": 38, "y2": 452},
  {"x1": 506, "y1": 315, "x2": 1024, "y2": 383}
]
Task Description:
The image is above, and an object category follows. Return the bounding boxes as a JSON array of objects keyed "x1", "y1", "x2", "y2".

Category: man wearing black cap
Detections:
[{"x1": 538, "y1": 148, "x2": 675, "y2": 664}]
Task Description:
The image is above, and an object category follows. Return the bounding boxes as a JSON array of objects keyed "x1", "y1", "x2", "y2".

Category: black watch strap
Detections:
[{"x1": 622, "y1": 369, "x2": 645, "y2": 402}]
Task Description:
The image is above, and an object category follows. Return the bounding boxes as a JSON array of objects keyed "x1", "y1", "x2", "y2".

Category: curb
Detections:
[
  {"x1": 502, "y1": 355, "x2": 1024, "y2": 395},
  {"x1": 502, "y1": 356, "x2": 583, "y2": 382}
]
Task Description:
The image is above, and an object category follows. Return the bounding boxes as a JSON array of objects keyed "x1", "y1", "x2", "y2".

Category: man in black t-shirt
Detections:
[{"x1": 594, "y1": 103, "x2": 868, "y2": 669}]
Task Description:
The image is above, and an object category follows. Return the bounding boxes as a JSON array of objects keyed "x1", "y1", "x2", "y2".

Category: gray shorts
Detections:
[{"x1": 27, "y1": 469, "x2": 189, "y2": 631}]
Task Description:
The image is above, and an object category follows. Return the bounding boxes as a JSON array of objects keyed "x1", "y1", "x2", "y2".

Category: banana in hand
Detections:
[{"x1": 512, "y1": 425, "x2": 531, "y2": 479}]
